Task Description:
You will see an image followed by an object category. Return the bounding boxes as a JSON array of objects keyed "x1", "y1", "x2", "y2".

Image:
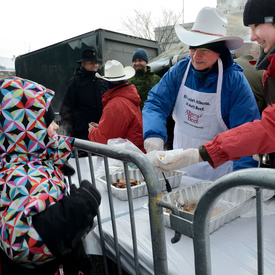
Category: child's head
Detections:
[{"x1": 0, "y1": 77, "x2": 56, "y2": 157}]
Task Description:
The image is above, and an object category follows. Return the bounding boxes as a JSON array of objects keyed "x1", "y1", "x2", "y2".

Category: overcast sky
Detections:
[{"x1": 1, "y1": 0, "x2": 216, "y2": 58}]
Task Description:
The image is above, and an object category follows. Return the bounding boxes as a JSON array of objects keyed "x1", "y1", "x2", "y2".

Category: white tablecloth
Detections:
[
  {"x1": 96, "y1": 205, "x2": 275, "y2": 275},
  {"x1": 68, "y1": 157, "x2": 275, "y2": 274}
]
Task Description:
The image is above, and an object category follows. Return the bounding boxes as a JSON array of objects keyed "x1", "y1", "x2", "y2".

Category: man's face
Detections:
[
  {"x1": 83, "y1": 61, "x2": 99, "y2": 72},
  {"x1": 189, "y1": 48, "x2": 220, "y2": 71},
  {"x1": 249, "y1": 23, "x2": 275, "y2": 54},
  {"x1": 132, "y1": 58, "x2": 147, "y2": 72}
]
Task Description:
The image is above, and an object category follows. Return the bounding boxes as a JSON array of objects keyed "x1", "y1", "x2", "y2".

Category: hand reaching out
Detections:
[
  {"x1": 148, "y1": 148, "x2": 201, "y2": 172},
  {"x1": 88, "y1": 122, "x2": 98, "y2": 132}
]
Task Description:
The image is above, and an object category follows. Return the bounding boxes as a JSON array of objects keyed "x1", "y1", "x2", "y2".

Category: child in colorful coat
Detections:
[{"x1": 0, "y1": 77, "x2": 101, "y2": 274}]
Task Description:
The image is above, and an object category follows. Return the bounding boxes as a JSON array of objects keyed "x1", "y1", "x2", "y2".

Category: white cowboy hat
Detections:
[
  {"x1": 175, "y1": 7, "x2": 243, "y2": 50},
  {"x1": 96, "y1": 60, "x2": 135, "y2": 82}
]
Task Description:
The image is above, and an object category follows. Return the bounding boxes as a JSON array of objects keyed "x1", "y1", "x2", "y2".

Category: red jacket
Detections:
[
  {"x1": 204, "y1": 53, "x2": 275, "y2": 168},
  {"x1": 88, "y1": 83, "x2": 145, "y2": 153},
  {"x1": 204, "y1": 104, "x2": 275, "y2": 168}
]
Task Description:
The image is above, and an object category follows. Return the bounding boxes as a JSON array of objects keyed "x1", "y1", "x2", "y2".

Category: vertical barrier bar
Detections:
[
  {"x1": 103, "y1": 157, "x2": 122, "y2": 275},
  {"x1": 123, "y1": 162, "x2": 140, "y2": 274},
  {"x1": 255, "y1": 188, "x2": 263, "y2": 275},
  {"x1": 87, "y1": 152, "x2": 110, "y2": 275}
]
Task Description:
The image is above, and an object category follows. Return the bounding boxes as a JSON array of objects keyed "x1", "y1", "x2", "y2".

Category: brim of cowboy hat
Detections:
[
  {"x1": 95, "y1": 66, "x2": 135, "y2": 82},
  {"x1": 175, "y1": 25, "x2": 243, "y2": 51}
]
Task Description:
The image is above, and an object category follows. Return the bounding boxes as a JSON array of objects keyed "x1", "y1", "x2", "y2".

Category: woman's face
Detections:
[
  {"x1": 47, "y1": 121, "x2": 59, "y2": 137},
  {"x1": 249, "y1": 23, "x2": 275, "y2": 54}
]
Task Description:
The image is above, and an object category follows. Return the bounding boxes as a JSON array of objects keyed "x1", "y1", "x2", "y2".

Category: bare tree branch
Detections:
[{"x1": 121, "y1": 9, "x2": 182, "y2": 52}]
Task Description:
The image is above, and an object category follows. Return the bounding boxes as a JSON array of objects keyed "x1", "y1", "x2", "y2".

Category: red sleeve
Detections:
[
  {"x1": 204, "y1": 104, "x2": 275, "y2": 168},
  {"x1": 88, "y1": 99, "x2": 130, "y2": 144}
]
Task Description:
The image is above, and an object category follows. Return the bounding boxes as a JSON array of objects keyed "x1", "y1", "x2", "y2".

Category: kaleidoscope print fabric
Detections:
[{"x1": 0, "y1": 77, "x2": 74, "y2": 268}]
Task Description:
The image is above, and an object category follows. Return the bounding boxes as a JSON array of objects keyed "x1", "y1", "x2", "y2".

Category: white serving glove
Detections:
[
  {"x1": 154, "y1": 148, "x2": 200, "y2": 172},
  {"x1": 144, "y1": 137, "x2": 164, "y2": 153}
]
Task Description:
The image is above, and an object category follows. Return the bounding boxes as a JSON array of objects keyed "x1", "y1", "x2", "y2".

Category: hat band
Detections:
[
  {"x1": 106, "y1": 74, "x2": 126, "y2": 79},
  {"x1": 191, "y1": 29, "x2": 224, "y2": 37}
]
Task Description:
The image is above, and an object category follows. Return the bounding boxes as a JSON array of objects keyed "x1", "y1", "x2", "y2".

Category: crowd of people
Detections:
[{"x1": 0, "y1": 0, "x2": 274, "y2": 273}]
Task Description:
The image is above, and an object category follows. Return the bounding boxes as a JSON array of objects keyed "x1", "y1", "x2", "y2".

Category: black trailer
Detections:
[{"x1": 15, "y1": 29, "x2": 160, "y2": 112}]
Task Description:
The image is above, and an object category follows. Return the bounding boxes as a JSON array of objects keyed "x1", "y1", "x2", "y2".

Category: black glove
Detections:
[
  {"x1": 69, "y1": 184, "x2": 78, "y2": 196},
  {"x1": 32, "y1": 180, "x2": 101, "y2": 261},
  {"x1": 78, "y1": 180, "x2": 101, "y2": 216},
  {"x1": 60, "y1": 162, "x2": 75, "y2": 176}
]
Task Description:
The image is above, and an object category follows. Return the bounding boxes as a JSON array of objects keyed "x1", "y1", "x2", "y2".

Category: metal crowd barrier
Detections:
[
  {"x1": 160, "y1": 167, "x2": 275, "y2": 275},
  {"x1": 191, "y1": 168, "x2": 275, "y2": 275},
  {"x1": 72, "y1": 138, "x2": 275, "y2": 275},
  {"x1": 72, "y1": 138, "x2": 168, "y2": 275}
]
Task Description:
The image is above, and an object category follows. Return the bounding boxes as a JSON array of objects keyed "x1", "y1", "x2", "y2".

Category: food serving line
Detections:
[{"x1": 68, "y1": 139, "x2": 275, "y2": 275}]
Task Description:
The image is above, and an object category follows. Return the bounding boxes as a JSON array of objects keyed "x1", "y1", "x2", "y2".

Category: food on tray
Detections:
[
  {"x1": 164, "y1": 200, "x2": 225, "y2": 218},
  {"x1": 182, "y1": 202, "x2": 197, "y2": 213},
  {"x1": 182, "y1": 200, "x2": 224, "y2": 217},
  {"x1": 112, "y1": 178, "x2": 141, "y2": 189}
]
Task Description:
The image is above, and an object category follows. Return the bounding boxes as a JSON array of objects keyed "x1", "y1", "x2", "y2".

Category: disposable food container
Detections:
[
  {"x1": 97, "y1": 169, "x2": 184, "y2": 201},
  {"x1": 146, "y1": 181, "x2": 256, "y2": 234}
]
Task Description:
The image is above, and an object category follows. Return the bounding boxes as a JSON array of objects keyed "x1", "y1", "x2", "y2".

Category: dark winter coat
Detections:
[{"x1": 60, "y1": 67, "x2": 108, "y2": 140}]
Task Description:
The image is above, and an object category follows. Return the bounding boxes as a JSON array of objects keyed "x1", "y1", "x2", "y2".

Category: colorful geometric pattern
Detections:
[{"x1": 0, "y1": 77, "x2": 74, "y2": 268}]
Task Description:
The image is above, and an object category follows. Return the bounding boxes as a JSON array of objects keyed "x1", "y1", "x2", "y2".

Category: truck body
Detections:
[{"x1": 15, "y1": 28, "x2": 160, "y2": 112}]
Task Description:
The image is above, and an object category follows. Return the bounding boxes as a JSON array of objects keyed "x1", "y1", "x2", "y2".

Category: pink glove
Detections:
[{"x1": 155, "y1": 148, "x2": 200, "y2": 171}]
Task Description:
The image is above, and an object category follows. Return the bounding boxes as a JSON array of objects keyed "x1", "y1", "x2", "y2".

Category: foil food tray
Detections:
[
  {"x1": 159, "y1": 181, "x2": 255, "y2": 234},
  {"x1": 97, "y1": 169, "x2": 183, "y2": 201}
]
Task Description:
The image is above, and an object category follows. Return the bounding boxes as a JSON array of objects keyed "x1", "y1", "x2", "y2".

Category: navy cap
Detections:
[{"x1": 132, "y1": 48, "x2": 148, "y2": 63}]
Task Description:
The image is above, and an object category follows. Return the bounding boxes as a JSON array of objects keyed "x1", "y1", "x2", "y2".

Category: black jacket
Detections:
[{"x1": 60, "y1": 67, "x2": 108, "y2": 140}]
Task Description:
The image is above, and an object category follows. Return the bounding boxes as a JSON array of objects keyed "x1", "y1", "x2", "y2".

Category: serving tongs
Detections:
[{"x1": 162, "y1": 172, "x2": 172, "y2": 192}]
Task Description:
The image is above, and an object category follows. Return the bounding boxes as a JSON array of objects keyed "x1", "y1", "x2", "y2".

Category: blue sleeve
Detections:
[
  {"x1": 225, "y1": 70, "x2": 261, "y2": 129},
  {"x1": 142, "y1": 59, "x2": 189, "y2": 142},
  {"x1": 222, "y1": 67, "x2": 261, "y2": 170}
]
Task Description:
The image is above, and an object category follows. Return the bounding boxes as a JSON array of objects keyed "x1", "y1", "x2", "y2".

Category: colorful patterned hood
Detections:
[{"x1": 0, "y1": 77, "x2": 55, "y2": 161}]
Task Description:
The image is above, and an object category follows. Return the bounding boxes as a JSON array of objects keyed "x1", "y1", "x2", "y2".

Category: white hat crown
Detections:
[
  {"x1": 105, "y1": 60, "x2": 126, "y2": 79},
  {"x1": 96, "y1": 60, "x2": 135, "y2": 82},
  {"x1": 192, "y1": 7, "x2": 227, "y2": 38},
  {"x1": 175, "y1": 6, "x2": 243, "y2": 50}
]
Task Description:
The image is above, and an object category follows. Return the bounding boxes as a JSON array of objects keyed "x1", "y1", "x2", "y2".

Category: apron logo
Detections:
[{"x1": 185, "y1": 110, "x2": 202, "y2": 123}]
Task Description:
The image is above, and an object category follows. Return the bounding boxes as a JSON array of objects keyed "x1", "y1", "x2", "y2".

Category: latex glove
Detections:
[
  {"x1": 155, "y1": 148, "x2": 200, "y2": 172},
  {"x1": 144, "y1": 137, "x2": 164, "y2": 153},
  {"x1": 253, "y1": 154, "x2": 260, "y2": 162}
]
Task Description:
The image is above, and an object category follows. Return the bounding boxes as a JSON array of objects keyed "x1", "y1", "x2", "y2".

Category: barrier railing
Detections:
[
  {"x1": 72, "y1": 138, "x2": 168, "y2": 274},
  {"x1": 72, "y1": 138, "x2": 275, "y2": 275}
]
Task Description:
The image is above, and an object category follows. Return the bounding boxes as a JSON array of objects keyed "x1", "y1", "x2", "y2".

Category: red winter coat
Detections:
[
  {"x1": 203, "y1": 53, "x2": 275, "y2": 168},
  {"x1": 88, "y1": 83, "x2": 145, "y2": 153},
  {"x1": 204, "y1": 104, "x2": 275, "y2": 168}
]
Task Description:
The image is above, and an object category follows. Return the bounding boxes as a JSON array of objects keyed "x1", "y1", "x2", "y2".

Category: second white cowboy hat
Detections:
[
  {"x1": 175, "y1": 7, "x2": 243, "y2": 50},
  {"x1": 96, "y1": 60, "x2": 135, "y2": 82}
]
